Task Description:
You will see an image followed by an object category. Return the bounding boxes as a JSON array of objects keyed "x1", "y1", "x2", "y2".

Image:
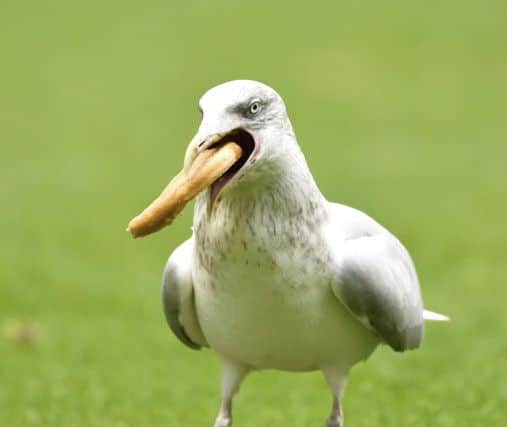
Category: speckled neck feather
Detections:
[{"x1": 192, "y1": 137, "x2": 328, "y2": 263}]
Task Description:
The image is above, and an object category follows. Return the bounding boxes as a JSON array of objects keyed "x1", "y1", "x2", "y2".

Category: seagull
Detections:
[{"x1": 128, "y1": 80, "x2": 448, "y2": 427}]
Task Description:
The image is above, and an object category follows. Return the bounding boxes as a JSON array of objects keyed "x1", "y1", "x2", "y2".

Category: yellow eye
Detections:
[{"x1": 249, "y1": 100, "x2": 261, "y2": 115}]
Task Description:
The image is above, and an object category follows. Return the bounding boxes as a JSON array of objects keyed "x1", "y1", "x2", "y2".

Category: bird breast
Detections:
[{"x1": 190, "y1": 191, "x2": 378, "y2": 370}]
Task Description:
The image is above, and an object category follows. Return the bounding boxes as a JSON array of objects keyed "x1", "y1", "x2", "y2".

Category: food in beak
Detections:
[{"x1": 127, "y1": 141, "x2": 242, "y2": 238}]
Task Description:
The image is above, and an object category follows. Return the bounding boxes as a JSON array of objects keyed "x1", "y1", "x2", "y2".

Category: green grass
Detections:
[{"x1": 1, "y1": 1, "x2": 506, "y2": 425}]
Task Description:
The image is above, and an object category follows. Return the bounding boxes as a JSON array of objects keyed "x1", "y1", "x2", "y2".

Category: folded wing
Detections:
[
  {"x1": 161, "y1": 237, "x2": 208, "y2": 349},
  {"x1": 327, "y1": 204, "x2": 424, "y2": 351}
]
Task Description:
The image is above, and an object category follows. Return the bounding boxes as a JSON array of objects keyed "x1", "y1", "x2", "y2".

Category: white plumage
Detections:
[{"x1": 159, "y1": 80, "x2": 448, "y2": 427}]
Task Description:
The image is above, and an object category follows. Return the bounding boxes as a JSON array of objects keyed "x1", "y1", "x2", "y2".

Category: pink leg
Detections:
[
  {"x1": 322, "y1": 368, "x2": 348, "y2": 427},
  {"x1": 213, "y1": 358, "x2": 249, "y2": 427}
]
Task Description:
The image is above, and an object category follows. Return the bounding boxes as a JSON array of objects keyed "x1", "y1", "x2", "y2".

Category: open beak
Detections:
[{"x1": 127, "y1": 136, "x2": 242, "y2": 238}]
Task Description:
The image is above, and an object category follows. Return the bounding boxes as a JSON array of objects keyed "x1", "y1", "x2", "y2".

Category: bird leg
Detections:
[
  {"x1": 214, "y1": 358, "x2": 249, "y2": 427},
  {"x1": 326, "y1": 395, "x2": 343, "y2": 427},
  {"x1": 322, "y1": 368, "x2": 348, "y2": 427},
  {"x1": 214, "y1": 401, "x2": 232, "y2": 427}
]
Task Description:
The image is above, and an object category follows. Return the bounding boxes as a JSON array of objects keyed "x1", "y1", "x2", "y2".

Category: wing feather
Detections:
[
  {"x1": 327, "y1": 204, "x2": 424, "y2": 351},
  {"x1": 161, "y1": 237, "x2": 208, "y2": 349}
]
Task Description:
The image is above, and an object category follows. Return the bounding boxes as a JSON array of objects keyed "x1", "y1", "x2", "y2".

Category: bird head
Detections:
[
  {"x1": 127, "y1": 80, "x2": 299, "y2": 238},
  {"x1": 185, "y1": 80, "x2": 293, "y2": 198}
]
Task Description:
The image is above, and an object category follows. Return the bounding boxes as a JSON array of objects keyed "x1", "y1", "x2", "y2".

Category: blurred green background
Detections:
[{"x1": 1, "y1": 1, "x2": 506, "y2": 426}]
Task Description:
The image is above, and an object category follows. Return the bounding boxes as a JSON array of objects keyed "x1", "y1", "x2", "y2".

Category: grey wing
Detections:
[
  {"x1": 328, "y1": 206, "x2": 424, "y2": 351},
  {"x1": 161, "y1": 237, "x2": 208, "y2": 349}
]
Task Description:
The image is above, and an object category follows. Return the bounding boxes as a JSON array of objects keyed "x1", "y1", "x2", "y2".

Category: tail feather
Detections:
[{"x1": 423, "y1": 309, "x2": 450, "y2": 322}]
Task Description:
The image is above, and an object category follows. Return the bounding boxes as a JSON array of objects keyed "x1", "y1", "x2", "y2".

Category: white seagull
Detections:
[{"x1": 128, "y1": 80, "x2": 448, "y2": 427}]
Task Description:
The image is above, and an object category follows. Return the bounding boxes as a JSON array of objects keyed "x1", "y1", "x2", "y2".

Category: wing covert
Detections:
[
  {"x1": 161, "y1": 237, "x2": 208, "y2": 349},
  {"x1": 330, "y1": 233, "x2": 424, "y2": 352}
]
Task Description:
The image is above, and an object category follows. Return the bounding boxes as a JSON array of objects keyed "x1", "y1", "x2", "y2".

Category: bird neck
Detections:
[
  {"x1": 248, "y1": 150, "x2": 325, "y2": 218},
  {"x1": 193, "y1": 138, "x2": 328, "y2": 241}
]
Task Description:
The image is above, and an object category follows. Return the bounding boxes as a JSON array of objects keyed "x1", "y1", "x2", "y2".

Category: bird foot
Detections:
[
  {"x1": 214, "y1": 415, "x2": 232, "y2": 427},
  {"x1": 326, "y1": 415, "x2": 343, "y2": 427}
]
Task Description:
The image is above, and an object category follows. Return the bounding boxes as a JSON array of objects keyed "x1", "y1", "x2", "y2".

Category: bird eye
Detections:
[{"x1": 248, "y1": 100, "x2": 262, "y2": 115}]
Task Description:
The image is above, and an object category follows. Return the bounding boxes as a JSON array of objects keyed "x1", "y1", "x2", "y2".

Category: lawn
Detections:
[{"x1": 1, "y1": 1, "x2": 506, "y2": 426}]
